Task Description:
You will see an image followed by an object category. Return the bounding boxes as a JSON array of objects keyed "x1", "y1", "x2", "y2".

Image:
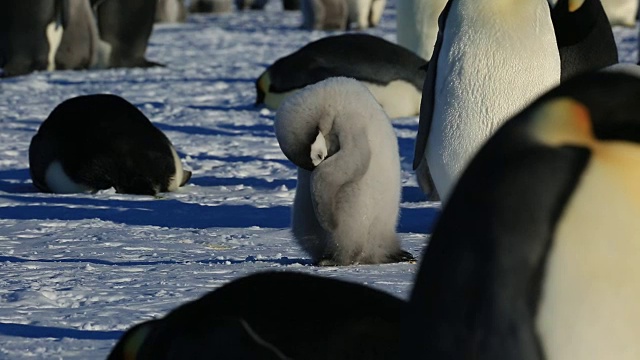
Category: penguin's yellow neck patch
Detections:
[
  {"x1": 123, "y1": 324, "x2": 152, "y2": 360},
  {"x1": 528, "y1": 98, "x2": 594, "y2": 148},
  {"x1": 534, "y1": 98, "x2": 640, "y2": 359},
  {"x1": 568, "y1": 0, "x2": 586, "y2": 12}
]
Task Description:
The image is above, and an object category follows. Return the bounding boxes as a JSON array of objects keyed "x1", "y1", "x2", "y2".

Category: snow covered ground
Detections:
[{"x1": 0, "y1": 1, "x2": 637, "y2": 358}]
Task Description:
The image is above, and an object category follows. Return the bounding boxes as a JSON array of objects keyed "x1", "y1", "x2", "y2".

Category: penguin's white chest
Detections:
[
  {"x1": 426, "y1": 2, "x2": 560, "y2": 200},
  {"x1": 537, "y1": 142, "x2": 640, "y2": 360},
  {"x1": 45, "y1": 161, "x2": 93, "y2": 193}
]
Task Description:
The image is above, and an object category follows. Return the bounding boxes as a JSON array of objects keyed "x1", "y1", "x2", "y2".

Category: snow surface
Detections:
[{"x1": 0, "y1": 1, "x2": 637, "y2": 358}]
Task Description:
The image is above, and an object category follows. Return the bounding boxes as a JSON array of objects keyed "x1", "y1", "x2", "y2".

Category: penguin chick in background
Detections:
[{"x1": 274, "y1": 77, "x2": 413, "y2": 266}]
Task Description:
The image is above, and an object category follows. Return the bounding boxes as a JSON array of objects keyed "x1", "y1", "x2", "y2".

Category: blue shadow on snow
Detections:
[{"x1": 0, "y1": 322, "x2": 122, "y2": 340}]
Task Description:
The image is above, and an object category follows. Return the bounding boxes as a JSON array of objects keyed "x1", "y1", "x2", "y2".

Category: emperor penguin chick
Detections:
[{"x1": 275, "y1": 77, "x2": 412, "y2": 266}]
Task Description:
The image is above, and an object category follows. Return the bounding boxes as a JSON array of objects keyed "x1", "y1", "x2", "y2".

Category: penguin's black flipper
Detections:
[{"x1": 413, "y1": 0, "x2": 454, "y2": 170}]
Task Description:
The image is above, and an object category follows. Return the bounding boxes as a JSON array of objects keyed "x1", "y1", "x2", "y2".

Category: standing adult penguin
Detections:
[
  {"x1": 396, "y1": 0, "x2": 448, "y2": 60},
  {"x1": 549, "y1": 0, "x2": 639, "y2": 27},
  {"x1": 155, "y1": 0, "x2": 187, "y2": 23},
  {"x1": 256, "y1": 34, "x2": 427, "y2": 118},
  {"x1": 282, "y1": 0, "x2": 301, "y2": 10},
  {"x1": 551, "y1": 0, "x2": 618, "y2": 82},
  {"x1": 275, "y1": 77, "x2": 413, "y2": 265},
  {"x1": 300, "y1": 0, "x2": 349, "y2": 30},
  {"x1": 0, "y1": 0, "x2": 66, "y2": 77},
  {"x1": 189, "y1": 0, "x2": 234, "y2": 12},
  {"x1": 93, "y1": 0, "x2": 160, "y2": 68},
  {"x1": 403, "y1": 70, "x2": 640, "y2": 359},
  {"x1": 345, "y1": 0, "x2": 386, "y2": 29},
  {"x1": 29, "y1": 94, "x2": 191, "y2": 195},
  {"x1": 55, "y1": 0, "x2": 109, "y2": 70},
  {"x1": 413, "y1": 0, "x2": 561, "y2": 202},
  {"x1": 235, "y1": 0, "x2": 269, "y2": 9}
]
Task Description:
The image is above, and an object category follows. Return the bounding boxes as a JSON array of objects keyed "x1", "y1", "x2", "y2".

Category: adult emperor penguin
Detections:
[
  {"x1": 403, "y1": 70, "x2": 640, "y2": 359},
  {"x1": 189, "y1": 0, "x2": 234, "y2": 13},
  {"x1": 345, "y1": 0, "x2": 386, "y2": 29},
  {"x1": 274, "y1": 77, "x2": 413, "y2": 265},
  {"x1": 282, "y1": 0, "x2": 301, "y2": 10},
  {"x1": 235, "y1": 0, "x2": 269, "y2": 10},
  {"x1": 549, "y1": 0, "x2": 639, "y2": 27},
  {"x1": 155, "y1": 0, "x2": 187, "y2": 23},
  {"x1": 413, "y1": 0, "x2": 561, "y2": 202},
  {"x1": 93, "y1": 0, "x2": 160, "y2": 68},
  {"x1": 551, "y1": 0, "x2": 618, "y2": 82},
  {"x1": 29, "y1": 94, "x2": 191, "y2": 195},
  {"x1": 0, "y1": 0, "x2": 65, "y2": 77},
  {"x1": 395, "y1": 0, "x2": 448, "y2": 60},
  {"x1": 300, "y1": 0, "x2": 349, "y2": 30},
  {"x1": 55, "y1": 0, "x2": 109, "y2": 70},
  {"x1": 107, "y1": 272, "x2": 404, "y2": 359},
  {"x1": 257, "y1": 34, "x2": 427, "y2": 118}
]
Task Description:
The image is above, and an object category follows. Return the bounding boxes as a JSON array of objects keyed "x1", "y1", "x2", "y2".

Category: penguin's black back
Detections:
[
  {"x1": 265, "y1": 34, "x2": 428, "y2": 92},
  {"x1": 30, "y1": 94, "x2": 177, "y2": 195},
  {"x1": 109, "y1": 271, "x2": 404, "y2": 360},
  {"x1": 551, "y1": 0, "x2": 618, "y2": 82}
]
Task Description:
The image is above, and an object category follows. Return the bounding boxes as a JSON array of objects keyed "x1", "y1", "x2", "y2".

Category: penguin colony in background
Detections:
[
  {"x1": 256, "y1": 34, "x2": 427, "y2": 118},
  {"x1": 0, "y1": 0, "x2": 159, "y2": 77},
  {"x1": 109, "y1": 71, "x2": 640, "y2": 359},
  {"x1": 29, "y1": 94, "x2": 191, "y2": 196},
  {"x1": 274, "y1": 77, "x2": 413, "y2": 266},
  {"x1": 7, "y1": 0, "x2": 640, "y2": 357}
]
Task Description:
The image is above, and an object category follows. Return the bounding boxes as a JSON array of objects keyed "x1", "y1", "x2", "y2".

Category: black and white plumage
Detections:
[
  {"x1": 256, "y1": 34, "x2": 427, "y2": 118},
  {"x1": 551, "y1": 0, "x2": 618, "y2": 82},
  {"x1": 0, "y1": 0, "x2": 65, "y2": 77},
  {"x1": 93, "y1": 0, "x2": 160, "y2": 68},
  {"x1": 413, "y1": 0, "x2": 561, "y2": 202},
  {"x1": 29, "y1": 94, "x2": 191, "y2": 196},
  {"x1": 107, "y1": 271, "x2": 404, "y2": 360},
  {"x1": 404, "y1": 70, "x2": 640, "y2": 359},
  {"x1": 274, "y1": 77, "x2": 413, "y2": 265}
]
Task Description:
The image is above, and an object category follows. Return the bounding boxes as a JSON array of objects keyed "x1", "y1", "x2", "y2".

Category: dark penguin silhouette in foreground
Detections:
[
  {"x1": 107, "y1": 272, "x2": 404, "y2": 360},
  {"x1": 256, "y1": 34, "x2": 427, "y2": 118},
  {"x1": 29, "y1": 94, "x2": 191, "y2": 195},
  {"x1": 551, "y1": 0, "x2": 618, "y2": 82},
  {"x1": 275, "y1": 77, "x2": 414, "y2": 265},
  {"x1": 403, "y1": 70, "x2": 640, "y2": 359}
]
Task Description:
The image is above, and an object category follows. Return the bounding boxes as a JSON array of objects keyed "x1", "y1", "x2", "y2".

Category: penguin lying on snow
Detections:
[
  {"x1": 550, "y1": 0, "x2": 618, "y2": 82},
  {"x1": 274, "y1": 77, "x2": 414, "y2": 265},
  {"x1": 29, "y1": 94, "x2": 191, "y2": 196},
  {"x1": 404, "y1": 70, "x2": 640, "y2": 359},
  {"x1": 107, "y1": 272, "x2": 404, "y2": 360},
  {"x1": 413, "y1": 0, "x2": 561, "y2": 202},
  {"x1": 108, "y1": 71, "x2": 640, "y2": 359},
  {"x1": 256, "y1": 34, "x2": 427, "y2": 119}
]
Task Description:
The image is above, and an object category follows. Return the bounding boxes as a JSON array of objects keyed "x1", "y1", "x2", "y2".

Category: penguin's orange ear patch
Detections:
[
  {"x1": 528, "y1": 98, "x2": 594, "y2": 148},
  {"x1": 568, "y1": 0, "x2": 586, "y2": 12}
]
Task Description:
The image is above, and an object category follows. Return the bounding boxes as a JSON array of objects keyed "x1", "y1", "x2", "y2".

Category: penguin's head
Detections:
[
  {"x1": 404, "y1": 70, "x2": 640, "y2": 358},
  {"x1": 274, "y1": 79, "x2": 350, "y2": 171}
]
